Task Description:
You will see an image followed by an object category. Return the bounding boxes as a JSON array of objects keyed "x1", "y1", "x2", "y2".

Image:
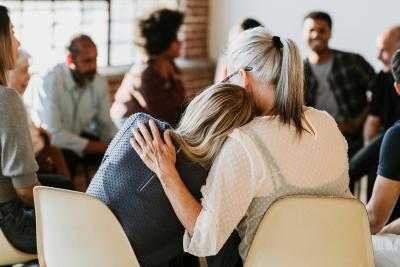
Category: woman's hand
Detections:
[
  {"x1": 130, "y1": 120, "x2": 177, "y2": 180},
  {"x1": 378, "y1": 218, "x2": 400, "y2": 235}
]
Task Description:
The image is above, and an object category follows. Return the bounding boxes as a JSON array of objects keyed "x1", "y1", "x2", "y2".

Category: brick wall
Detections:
[
  {"x1": 104, "y1": 0, "x2": 214, "y2": 103},
  {"x1": 178, "y1": 0, "x2": 214, "y2": 98}
]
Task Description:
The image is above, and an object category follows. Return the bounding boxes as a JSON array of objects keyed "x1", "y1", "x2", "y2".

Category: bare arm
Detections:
[
  {"x1": 130, "y1": 120, "x2": 200, "y2": 234},
  {"x1": 379, "y1": 218, "x2": 400, "y2": 234},
  {"x1": 15, "y1": 182, "x2": 40, "y2": 207},
  {"x1": 363, "y1": 115, "x2": 381, "y2": 145},
  {"x1": 366, "y1": 175, "x2": 400, "y2": 234},
  {"x1": 83, "y1": 140, "x2": 109, "y2": 155}
]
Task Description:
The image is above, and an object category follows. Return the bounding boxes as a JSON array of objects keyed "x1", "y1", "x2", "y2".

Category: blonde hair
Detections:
[
  {"x1": 171, "y1": 83, "x2": 256, "y2": 169},
  {"x1": 227, "y1": 27, "x2": 305, "y2": 135},
  {"x1": 0, "y1": 6, "x2": 14, "y2": 86}
]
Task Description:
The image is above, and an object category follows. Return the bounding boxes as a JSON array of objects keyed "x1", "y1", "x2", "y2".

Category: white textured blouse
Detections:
[{"x1": 183, "y1": 108, "x2": 352, "y2": 260}]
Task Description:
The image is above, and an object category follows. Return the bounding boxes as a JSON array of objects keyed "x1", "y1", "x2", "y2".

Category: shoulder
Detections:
[
  {"x1": 333, "y1": 49, "x2": 365, "y2": 62},
  {"x1": 379, "y1": 122, "x2": 400, "y2": 180},
  {"x1": 383, "y1": 122, "x2": 400, "y2": 144},
  {"x1": 0, "y1": 87, "x2": 27, "y2": 125},
  {"x1": 123, "y1": 112, "x2": 170, "y2": 131},
  {"x1": 306, "y1": 107, "x2": 336, "y2": 122},
  {"x1": 0, "y1": 86, "x2": 24, "y2": 107},
  {"x1": 94, "y1": 72, "x2": 108, "y2": 85},
  {"x1": 43, "y1": 63, "x2": 65, "y2": 89}
]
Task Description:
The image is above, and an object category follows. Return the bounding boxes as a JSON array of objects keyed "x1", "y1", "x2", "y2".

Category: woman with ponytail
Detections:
[{"x1": 132, "y1": 27, "x2": 351, "y2": 261}]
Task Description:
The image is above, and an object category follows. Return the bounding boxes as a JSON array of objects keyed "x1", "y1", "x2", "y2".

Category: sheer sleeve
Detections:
[{"x1": 183, "y1": 130, "x2": 265, "y2": 256}]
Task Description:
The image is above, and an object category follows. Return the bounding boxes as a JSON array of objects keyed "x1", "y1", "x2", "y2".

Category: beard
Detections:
[{"x1": 72, "y1": 69, "x2": 97, "y2": 83}]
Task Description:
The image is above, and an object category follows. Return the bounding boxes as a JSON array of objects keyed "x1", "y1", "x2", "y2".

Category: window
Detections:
[{"x1": 3, "y1": 0, "x2": 177, "y2": 72}]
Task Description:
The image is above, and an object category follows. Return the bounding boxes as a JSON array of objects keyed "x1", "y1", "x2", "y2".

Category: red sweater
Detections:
[{"x1": 110, "y1": 61, "x2": 186, "y2": 125}]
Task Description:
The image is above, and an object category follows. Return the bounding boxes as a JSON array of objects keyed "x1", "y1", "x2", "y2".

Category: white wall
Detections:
[{"x1": 209, "y1": 0, "x2": 400, "y2": 70}]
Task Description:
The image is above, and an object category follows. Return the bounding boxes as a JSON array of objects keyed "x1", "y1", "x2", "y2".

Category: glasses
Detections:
[{"x1": 221, "y1": 66, "x2": 253, "y2": 83}]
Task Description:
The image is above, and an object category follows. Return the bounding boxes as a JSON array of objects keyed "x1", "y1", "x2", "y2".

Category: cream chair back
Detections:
[
  {"x1": 34, "y1": 186, "x2": 140, "y2": 267},
  {"x1": 244, "y1": 195, "x2": 375, "y2": 267}
]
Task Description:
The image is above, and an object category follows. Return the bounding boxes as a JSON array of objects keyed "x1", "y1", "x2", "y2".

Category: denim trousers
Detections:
[
  {"x1": 0, "y1": 198, "x2": 36, "y2": 254},
  {"x1": 0, "y1": 174, "x2": 75, "y2": 254}
]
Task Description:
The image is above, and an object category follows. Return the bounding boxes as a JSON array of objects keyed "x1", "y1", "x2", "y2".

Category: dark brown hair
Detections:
[
  {"x1": 135, "y1": 8, "x2": 184, "y2": 56},
  {"x1": 304, "y1": 11, "x2": 332, "y2": 29}
]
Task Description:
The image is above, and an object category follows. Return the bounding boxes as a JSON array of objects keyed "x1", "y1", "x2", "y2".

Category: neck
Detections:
[
  {"x1": 253, "y1": 83, "x2": 276, "y2": 116},
  {"x1": 308, "y1": 48, "x2": 332, "y2": 64},
  {"x1": 151, "y1": 57, "x2": 173, "y2": 80}
]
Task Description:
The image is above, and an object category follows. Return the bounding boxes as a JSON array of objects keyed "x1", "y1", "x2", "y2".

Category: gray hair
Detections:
[{"x1": 227, "y1": 27, "x2": 305, "y2": 135}]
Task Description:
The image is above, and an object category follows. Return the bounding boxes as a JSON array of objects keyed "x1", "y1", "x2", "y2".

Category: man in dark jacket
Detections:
[{"x1": 302, "y1": 11, "x2": 375, "y2": 157}]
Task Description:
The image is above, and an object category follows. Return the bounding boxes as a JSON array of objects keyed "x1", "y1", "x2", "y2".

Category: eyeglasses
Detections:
[{"x1": 221, "y1": 66, "x2": 253, "y2": 83}]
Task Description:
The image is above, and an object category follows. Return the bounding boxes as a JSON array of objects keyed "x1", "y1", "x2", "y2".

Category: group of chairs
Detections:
[{"x1": 1, "y1": 187, "x2": 375, "y2": 267}]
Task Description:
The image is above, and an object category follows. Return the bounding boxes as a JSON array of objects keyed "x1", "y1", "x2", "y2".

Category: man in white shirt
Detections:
[{"x1": 28, "y1": 34, "x2": 117, "y2": 177}]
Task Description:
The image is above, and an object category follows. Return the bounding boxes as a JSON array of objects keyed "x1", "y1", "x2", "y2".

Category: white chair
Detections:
[
  {"x1": 372, "y1": 234, "x2": 400, "y2": 267},
  {"x1": 244, "y1": 195, "x2": 375, "y2": 267},
  {"x1": 33, "y1": 186, "x2": 140, "y2": 267},
  {"x1": 0, "y1": 227, "x2": 37, "y2": 265}
]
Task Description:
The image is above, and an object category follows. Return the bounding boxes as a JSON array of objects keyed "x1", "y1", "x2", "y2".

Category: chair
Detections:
[
  {"x1": 0, "y1": 228, "x2": 37, "y2": 265},
  {"x1": 33, "y1": 186, "x2": 140, "y2": 267},
  {"x1": 244, "y1": 195, "x2": 375, "y2": 267}
]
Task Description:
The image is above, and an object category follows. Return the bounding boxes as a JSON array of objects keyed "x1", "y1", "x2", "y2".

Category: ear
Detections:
[
  {"x1": 66, "y1": 53, "x2": 74, "y2": 67},
  {"x1": 240, "y1": 69, "x2": 252, "y2": 91},
  {"x1": 394, "y1": 82, "x2": 400, "y2": 96}
]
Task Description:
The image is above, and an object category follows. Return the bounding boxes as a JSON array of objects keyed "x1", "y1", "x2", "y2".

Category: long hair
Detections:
[
  {"x1": 171, "y1": 83, "x2": 256, "y2": 169},
  {"x1": 0, "y1": 6, "x2": 14, "y2": 86},
  {"x1": 227, "y1": 27, "x2": 305, "y2": 136}
]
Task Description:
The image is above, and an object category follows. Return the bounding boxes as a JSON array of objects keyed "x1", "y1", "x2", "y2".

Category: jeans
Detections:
[
  {"x1": 0, "y1": 174, "x2": 74, "y2": 254},
  {"x1": 0, "y1": 198, "x2": 36, "y2": 254}
]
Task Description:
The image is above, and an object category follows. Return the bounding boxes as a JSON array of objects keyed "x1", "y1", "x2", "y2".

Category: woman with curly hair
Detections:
[{"x1": 110, "y1": 8, "x2": 186, "y2": 128}]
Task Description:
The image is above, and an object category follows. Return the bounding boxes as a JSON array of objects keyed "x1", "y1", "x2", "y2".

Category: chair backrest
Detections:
[
  {"x1": 244, "y1": 195, "x2": 375, "y2": 267},
  {"x1": 33, "y1": 186, "x2": 140, "y2": 267},
  {"x1": 0, "y1": 227, "x2": 37, "y2": 265}
]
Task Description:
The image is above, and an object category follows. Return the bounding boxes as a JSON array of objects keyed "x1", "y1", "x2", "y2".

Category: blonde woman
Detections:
[
  {"x1": 87, "y1": 82, "x2": 255, "y2": 266},
  {"x1": 132, "y1": 27, "x2": 352, "y2": 261}
]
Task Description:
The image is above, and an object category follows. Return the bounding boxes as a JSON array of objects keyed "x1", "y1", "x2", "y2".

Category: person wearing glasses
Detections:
[
  {"x1": 132, "y1": 27, "x2": 352, "y2": 261},
  {"x1": 88, "y1": 83, "x2": 255, "y2": 266}
]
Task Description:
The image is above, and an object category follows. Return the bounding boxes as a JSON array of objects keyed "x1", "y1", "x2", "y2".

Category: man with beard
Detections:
[
  {"x1": 30, "y1": 34, "x2": 117, "y2": 177},
  {"x1": 302, "y1": 11, "x2": 375, "y2": 157}
]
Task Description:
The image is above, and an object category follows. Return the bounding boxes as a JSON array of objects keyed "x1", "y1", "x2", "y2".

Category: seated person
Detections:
[
  {"x1": 110, "y1": 8, "x2": 186, "y2": 128},
  {"x1": 349, "y1": 26, "x2": 400, "y2": 202},
  {"x1": 367, "y1": 49, "x2": 400, "y2": 235},
  {"x1": 87, "y1": 83, "x2": 255, "y2": 266},
  {"x1": 0, "y1": 6, "x2": 73, "y2": 254},
  {"x1": 132, "y1": 28, "x2": 352, "y2": 262},
  {"x1": 8, "y1": 49, "x2": 70, "y2": 179},
  {"x1": 26, "y1": 34, "x2": 117, "y2": 178}
]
